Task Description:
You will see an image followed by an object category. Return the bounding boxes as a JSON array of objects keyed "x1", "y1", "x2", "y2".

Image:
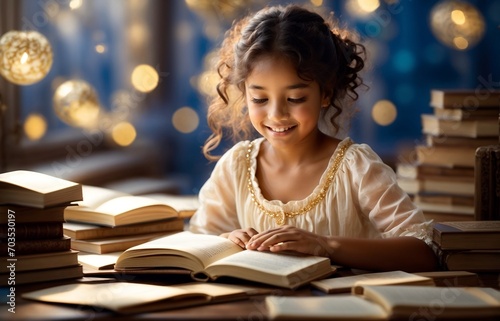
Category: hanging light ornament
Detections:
[
  {"x1": 430, "y1": 0, "x2": 485, "y2": 50},
  {"x1": 53, "y1": 80, "x2": 101, "y2": 129},
  {"x1": 0, "y1": 30, "x2": 53, "y2": 85}
]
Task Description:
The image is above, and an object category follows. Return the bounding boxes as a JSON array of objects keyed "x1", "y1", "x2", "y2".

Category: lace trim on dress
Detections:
[
  {"x1": 399, "y1": 220, "x2": 434, "y2": 246},
  {"x1": 246, "y1": 138, "x2": 353, "y2": 226}
]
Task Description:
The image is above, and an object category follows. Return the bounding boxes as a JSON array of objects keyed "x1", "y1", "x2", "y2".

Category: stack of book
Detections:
[
  {"x1": 0, "y1": 170, "x2": 84, "y2": 285},
  {"x1": 397, "y1": 89, "x2": 500, "y2": 222},
  {"x1": 431, "y1": 220, "x2": 500, "y2": 273},
  {"x1": 63, "y1": 185, "x2": 198, "y2": 270}
]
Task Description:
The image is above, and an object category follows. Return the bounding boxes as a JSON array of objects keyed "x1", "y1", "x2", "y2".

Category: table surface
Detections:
[{"x1": 2, "y1": 270, "x2": 499, "y2": 321}]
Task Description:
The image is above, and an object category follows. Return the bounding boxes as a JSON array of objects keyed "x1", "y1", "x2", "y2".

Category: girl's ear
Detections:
[{"x1": 321, "y1": 95, "x2": 330, "y2": 108}]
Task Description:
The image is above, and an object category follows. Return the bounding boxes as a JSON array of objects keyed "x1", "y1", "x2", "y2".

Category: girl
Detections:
[{"x1": 189, "y1": 4, "x2": 437, "y2": 272}]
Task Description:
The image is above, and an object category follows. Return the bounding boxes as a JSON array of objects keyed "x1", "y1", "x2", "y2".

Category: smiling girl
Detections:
[{"x1": 189, "y1": 4, "x2": 437, "y2": 272}]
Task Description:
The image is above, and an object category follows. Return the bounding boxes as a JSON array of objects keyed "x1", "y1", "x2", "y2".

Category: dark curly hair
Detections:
[{"x1": 203, "y1": 4, "x2": 366, "y2": 160}]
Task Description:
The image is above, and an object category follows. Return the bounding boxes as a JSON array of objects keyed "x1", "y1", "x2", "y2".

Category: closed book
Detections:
[
  {"x1": 433, "y1": 247, "x2": 500, "y2": 272},
  {"x1": 63, "y1": 217, "x2": 184, "y2": 240},
  {"x1": 0, "y1": 236, "x2": 71, "y2": 256},
  {"x1": 0, "y1": 222, "x2": 63, "y2": 240},
  {"x1": 416, "y1": 144, "x2": 477, "y2": 168},
  {"x1": 430, "y1": 89, "x2": 500, "y2": 109},
  {"x1": 0, "y1": 170, "x2": 82, "y2": 208},
  {"x1": 432, "y1": 221, "x2": 500, "y2": 250},
  {"x1": 433, "y1": 106, "x2": 499, "y2": 120},
  {"x1": 421, "y1": 114, "x2": 498, "y2": 138},
  {"x1": 70, "y1": 232, "x2": 171, "y2": 254},
  {"x1": 425, "y1": 134, "x2": 498, "y2": 148},
  {"x1": 397, "y1": 177, "x2": 474, "y2": 196},
  {"x1": 474, "y1": 145, "x2": 500, "y2": 220},
  {"x1": 0, "y1": 250, "x2": 79, "y2": 273},
  {"x1": 396, "y1": 163, "x2": 474, "y2": 180},
  {"x1": 0, "y1": 205, "x2": 66, "y2": 224},
  {"x1": 1, "y1": 265, "x2": 83, "y2": 285}
]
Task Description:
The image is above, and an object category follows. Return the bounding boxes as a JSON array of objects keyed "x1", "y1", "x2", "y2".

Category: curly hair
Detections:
[{"x1": 202, "y1": 4, "x2": 366, "y2": 160}]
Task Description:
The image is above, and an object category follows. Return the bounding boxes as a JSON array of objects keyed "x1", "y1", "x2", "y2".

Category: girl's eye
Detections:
[
  {"x1": 251, "y1": 98, "x2": 267, "y2": 104},
  {"x1": 288, "y1": 97, "x2": 306, "y2": 103}
]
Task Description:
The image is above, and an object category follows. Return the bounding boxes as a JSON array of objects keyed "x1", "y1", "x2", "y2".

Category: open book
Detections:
[
  {"x1": 311, "y1": 270, "x2": 435, "y2": 294},
  {"x1": 0, "y1": 170, "x2": 82, "y2": 208},
  {"x1": 22, "y1": 282, "x2": 264, "y2": 314},
  {"x1": 266, "y1": 285, "x2": 500, "y2": 320},
  {"x1": 115, "y1": 231, "x2": 333, "y2": 289},
  {"x1": 64, "y1": 185, "x2": 198, "y2": 226}
]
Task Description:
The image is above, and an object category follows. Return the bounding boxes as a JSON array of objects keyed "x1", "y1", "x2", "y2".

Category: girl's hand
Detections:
[
  {"x1": 246, "y1": 225, "x2": 336, "y2": 258},
  {"x1": 220, "y1": 228, "x2": 259, "y2": 249}
]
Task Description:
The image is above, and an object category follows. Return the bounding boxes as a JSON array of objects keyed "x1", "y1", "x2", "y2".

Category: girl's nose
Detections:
[{"x1": 268, "y1": 100, "x2": 289, "y2": 120}]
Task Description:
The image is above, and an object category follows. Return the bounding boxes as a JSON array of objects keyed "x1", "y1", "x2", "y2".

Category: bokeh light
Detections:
[
  {"x1": 24, "y1": 113, "x2": 47, "y2": 141},
  {"x1": 372, "y1": 99, "x2": 397, "y2": 126},
  {"x1": 172, "y1": 107, "x2": 200, "y2": 134},
  {"x1": 111, "y1": 121, "x2": 137, "y2": 146},
  {"x1": 131, "y1": 64, "x2": 159, "y2": 93}
]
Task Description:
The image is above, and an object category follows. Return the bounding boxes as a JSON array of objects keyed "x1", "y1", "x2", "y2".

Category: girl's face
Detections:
[{"x1": 245, "y1": 56, "x2": 329, "y2": 148}]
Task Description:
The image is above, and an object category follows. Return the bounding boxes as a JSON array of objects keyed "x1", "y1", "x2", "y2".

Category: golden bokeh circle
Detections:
[
  {"x1": 53, "y1": 80, "x2": 101, "y2": 128},
  {"x1": 430, "y1": 0, "x2": 485, "y2": 50},
  {"x1": 0, "y1": 30, "x2": 53, "y2": 85}
]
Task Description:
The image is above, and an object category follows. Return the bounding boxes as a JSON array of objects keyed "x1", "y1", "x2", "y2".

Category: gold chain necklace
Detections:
[{"x1": 245, "y1": 139, "x2": 353, "y2": 226}]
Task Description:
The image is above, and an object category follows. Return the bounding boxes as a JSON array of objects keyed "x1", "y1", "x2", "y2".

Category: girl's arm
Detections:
[{"x1": 246, "y1": 226, "x2": 438, "y2": 272}]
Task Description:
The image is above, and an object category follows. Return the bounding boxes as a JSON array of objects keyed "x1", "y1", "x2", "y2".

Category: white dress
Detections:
[{"x1": 189, "y1": 137, "x2": 432, "y2": 244}]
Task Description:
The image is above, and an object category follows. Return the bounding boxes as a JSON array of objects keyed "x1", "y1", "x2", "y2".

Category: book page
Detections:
[
  {"x1": 312, "y1": 271, "x2": 434, "y2": 294},
  {"x1": 93, "y1": 196, "x2": 175, "y2": 215},
  {"x1": 78, "y1": 185, "x2": 130, "y2": 208},
  {"x1": 0, "y1": 170, "x2": 79, "y2": 194},
  {"x1": 361, "y1": 285, "x2": 500, "y2": 317},
  {"x1": 208, "y1": 250, "x2": 327, "y2": 274},
  {"x1": 266, "y1": 295, "x2": 387, "y2": 320},
  {"x1": 22, "y1": 283, "x2": 208, "y2": 314},
  {"x1": 144, "y1": 194, "x2": 199, "y2": 215},
  {"x1": 119, "y1": 231, "x2": 243, "y2": 270}
]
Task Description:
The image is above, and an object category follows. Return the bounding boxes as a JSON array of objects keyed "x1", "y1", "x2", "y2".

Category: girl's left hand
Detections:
[{"x1": 246, "y1": 225, "x2": 336, "y2": 258}]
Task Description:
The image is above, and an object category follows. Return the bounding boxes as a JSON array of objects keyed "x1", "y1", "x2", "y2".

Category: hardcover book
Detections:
[
  {"x1": 432, "y1": 221, "x2": 500, "y2": 250},
  {"x1": 0, "y1": 170, "x2": 82, "y2": 208}
]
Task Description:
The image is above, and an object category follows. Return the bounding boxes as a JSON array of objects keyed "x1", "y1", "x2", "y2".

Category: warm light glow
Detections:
[
  {"x1": 172, "y1": 107, "x2": 199, "y2": 134},
  {"x1": 20, "y1": 52, "x2": 29, "y2": 64},
  {"x1": 111, "y1": 121, "x2": 137, "y2": 146},
  {"x1": 0, "y1": 30, "x2": 53, "y2": 85},
  {"x1": 53, "y1": 80, "x2": 101, "y2": 128},
  {"x1": 371, "y1": 99, "x2": 397, "y2": 126},
  {"x1": 357, "y1": 0, "x2": 380, "y2": 13},
  {"x1": 430, "y1": 1, "x2": 485, "y2": 50},
  {"x1": 131, "y1": 64, "x2": 159, "y2": 93},
  {"x1": 24, "y1": 113, "x2": 47, "y2": 141},
  {"x1": 451, "y1": 10, "x2": 466, "y2": 25},
  {"x1": 69, "y1": 0, "x2": 83, "y2": 10},
  {"x1": 310, "y1": 0, "x2": 323, "y2": 7},
  {"x1": 95, "y1": 44, "x2": 106, "y2": 53},
  {"x1": 453, "y1": 36, "x2": 469, "y2": 50}
]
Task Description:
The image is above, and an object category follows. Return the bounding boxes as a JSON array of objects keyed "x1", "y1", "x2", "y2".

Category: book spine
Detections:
[
  {"x1": 0, "y1": 223, "x2": 63, "y2": 240},
  {"x1": 474, "y1": 145, "x2": 500, "y2": 220},
  {"x1": 0, "y1": 237, "x2": 71, "y2": 256}
]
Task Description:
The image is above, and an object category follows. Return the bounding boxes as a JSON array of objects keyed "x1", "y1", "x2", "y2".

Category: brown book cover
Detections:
[
  {"x1": 0, "y1": 222, "x2": 63, "y2": 239},
  {"x1": 430, "y1": 89, "x2": 500, "y2": 109},
  {"x1": 0, "y1": 205, "x2": 66, "y2": 224},
  {"x1": 0, "y1": 236, "x2": 71, "y2": 256},
  {"x1": 432, "y1": 221, "x2": 500, "y2": 250},
  {"x1": 474, "y1": 145, "x2": 500, "y2": 220},
  {"x1": 432, "y1": 246, "x2": 500, "y2": 272}
]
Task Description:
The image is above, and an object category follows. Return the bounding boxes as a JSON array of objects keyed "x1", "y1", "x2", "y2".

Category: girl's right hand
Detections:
[{"x1": 220, "y1": 228, "x2": 259, "y2": 249}]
